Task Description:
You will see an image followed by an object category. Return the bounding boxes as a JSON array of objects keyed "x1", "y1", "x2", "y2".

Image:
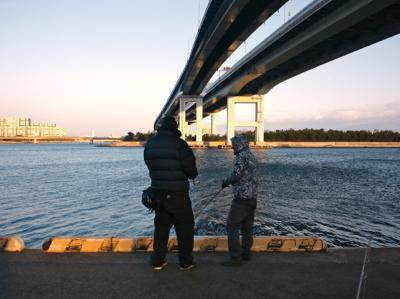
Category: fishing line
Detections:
[
  {"x1": 193, "y1": 187, "x2": 225, "y2": 220},
  {"x1": 356, "y1": 237, "x2": 372, "y2": 299}
]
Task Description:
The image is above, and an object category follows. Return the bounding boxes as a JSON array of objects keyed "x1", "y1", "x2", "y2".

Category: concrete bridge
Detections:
[{"x1": 155, "y1": 0, "x2": 400, "y2": 145}]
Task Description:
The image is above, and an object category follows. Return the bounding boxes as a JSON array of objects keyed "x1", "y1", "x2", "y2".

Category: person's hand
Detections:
[{"x1": 221, "y1": 179, "x2": 230, "y2": 189}]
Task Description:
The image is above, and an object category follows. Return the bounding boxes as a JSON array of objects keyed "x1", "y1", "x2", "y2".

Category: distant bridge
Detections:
[{"x1": 156, "y1": 0, "x2": 400, "y2": 144}]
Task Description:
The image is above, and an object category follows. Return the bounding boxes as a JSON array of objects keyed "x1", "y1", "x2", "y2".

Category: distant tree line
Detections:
[
  {"x1": 186, "y1": 134, "x2": 225, "y2": 141},
  {"x1": 264, "y1": 129, "x2": 400, "y2": 142},
  {"x1": 121, "y1": 131, "x2": 155, "y2": 141},
  {"x1": 122, "y1": 129, "x2": 400, "y2": 142}
]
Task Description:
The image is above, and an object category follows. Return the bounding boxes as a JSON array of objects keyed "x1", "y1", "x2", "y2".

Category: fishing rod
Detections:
[{"x1": 193, "y1": 187, "x2": 225, "y2": 220}]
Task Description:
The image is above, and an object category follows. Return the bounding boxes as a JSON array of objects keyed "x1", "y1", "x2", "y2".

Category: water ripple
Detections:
[{"x1": 0, "y1": 144, "x2": 399, "y2": 248}]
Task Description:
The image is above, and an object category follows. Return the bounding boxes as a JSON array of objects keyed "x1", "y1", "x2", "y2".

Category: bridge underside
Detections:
[
  {"x1": 155, "y1": 0, "x2": 288, "y2": 128},
  {"x1": 240, "y1": 2, "x2": 400, "y2": 96},
  {"x1": 161, "y1": 0, "x2": 400, "y2": 145},
  {"x1": 195, "y1": 0, "x2": 400, "y2": 119},
  {"x1": 183, "y1": 0, "x2": 288, "y2": 95}
]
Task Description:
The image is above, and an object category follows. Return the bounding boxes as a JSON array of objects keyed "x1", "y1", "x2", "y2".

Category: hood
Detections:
[
  {"x1": 157, "y1": 115, "x2": 181, "y2": 137},
  {"x1": 158, "y1": 115, "x2": 178, "y2": 131},
  {"x1": 231, "y1": 135, "x2": 249, "y2": 155}
]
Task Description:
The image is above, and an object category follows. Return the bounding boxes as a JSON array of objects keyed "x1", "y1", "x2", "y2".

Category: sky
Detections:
[{"x1": 0, "y1": 0, "x2": 399, "y2": 136}]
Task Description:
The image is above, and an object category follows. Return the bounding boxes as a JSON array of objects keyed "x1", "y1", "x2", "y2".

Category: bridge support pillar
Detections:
[
  {"x1": 178, "y1": 96, "x2": 203, "y2": 143},
  {"x1": 226, "y1": 95, "x2": 264, "y2": 145},
  {"x1": 210, "y1": 113, "x2": 217, "y2": 135},
  {"x1": 179, "y1": 99, "x2": 187, "y2": 139}
]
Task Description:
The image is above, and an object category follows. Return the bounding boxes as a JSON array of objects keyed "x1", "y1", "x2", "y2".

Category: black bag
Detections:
[{"x1": 141, "y1": 187, "x2": 161, "y2": 212}]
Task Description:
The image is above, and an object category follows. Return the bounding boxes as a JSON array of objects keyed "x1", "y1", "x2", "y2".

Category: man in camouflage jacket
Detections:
[{"x1": 221, "y1": 135, "x2": 259, "y2": 266}]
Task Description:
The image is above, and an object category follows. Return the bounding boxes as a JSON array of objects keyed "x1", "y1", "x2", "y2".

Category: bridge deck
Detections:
[{"x1": 1, "y1": 248, "x2": 399, "y2": 298}]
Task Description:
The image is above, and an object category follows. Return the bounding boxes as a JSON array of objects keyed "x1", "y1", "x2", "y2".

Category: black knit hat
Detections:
[{"x1": 159, "y1": 115, "x2": 178, "y2": 131}]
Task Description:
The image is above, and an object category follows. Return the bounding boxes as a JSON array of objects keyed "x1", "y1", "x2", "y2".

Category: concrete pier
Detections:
[{"x1": 1, "y1": 248, "x2": 399, "y2": 299}]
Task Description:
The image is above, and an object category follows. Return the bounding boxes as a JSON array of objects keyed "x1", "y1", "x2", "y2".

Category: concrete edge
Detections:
[
  {"x1": 40, "y1": 236, "x2": 327, "y2": 253},
  {"x1": 0, "y1": 236, "x2": 25, "y2": 252}
]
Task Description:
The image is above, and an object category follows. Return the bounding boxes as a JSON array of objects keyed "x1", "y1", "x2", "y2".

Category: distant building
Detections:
[{"x1": 0, "y1": 117, "x2": 66, "y2": 137}]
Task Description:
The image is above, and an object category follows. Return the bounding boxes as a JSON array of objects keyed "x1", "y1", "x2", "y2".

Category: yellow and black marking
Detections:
[
  {"x1": 42, "y1": 237, "x2": 136, "y2": 253},
  {"x1": 252, "y1": 236, "x2": 327, "y2": 252},
  {"x1": 41, "y1": 236, "x2": 327, "y2": 253},
  {"x1": 0, "y1": 236, "x2": 25, "y2": 252}
]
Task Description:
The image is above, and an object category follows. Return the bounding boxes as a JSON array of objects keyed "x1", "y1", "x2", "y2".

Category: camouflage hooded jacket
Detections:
[{"x1": 225, "y1": 135, "x2": 259, "y2": 200}]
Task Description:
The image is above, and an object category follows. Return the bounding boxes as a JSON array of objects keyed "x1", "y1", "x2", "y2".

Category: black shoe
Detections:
[
  {"x1": 153, "y1": 261, "x2": 168, "y2": 271},
  {"x1": 180, "y1": 264, "x2": 195, "y2": 271},
  {"x1": 220, "y1": 258, "x2": 242, "y2": 267},
  {"x1": 241, "y1": 252, "x2": 251, "y2": 261}
]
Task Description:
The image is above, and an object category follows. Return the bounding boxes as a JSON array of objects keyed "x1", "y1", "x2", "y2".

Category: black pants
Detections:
[
  {"x1": 226, "y1": 198, "x2": 257, "y2": 259},
  {"x1": 151, "y1": 190, "x2": 194, "y2": 267}
]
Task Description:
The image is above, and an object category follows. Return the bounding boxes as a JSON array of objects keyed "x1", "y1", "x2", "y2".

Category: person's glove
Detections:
[{"x1": 221, "y1": 179, "x2": 230, "y2": 189}]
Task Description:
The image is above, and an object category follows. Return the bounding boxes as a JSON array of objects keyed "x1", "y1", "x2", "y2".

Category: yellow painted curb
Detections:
[
  {"x1": 135, "y1": 237, "x2": 153, "y2": 252},
  {"x1": 42, "y1": 236, "x2": 327, "y2": 253},
  {"x1": 0, "y1": 236, "x2": 25, "y2": 252},
  {"x1": 42, "y1": 237, "x2": 135, "y2": 253},
  {"x1": 194, "y1": 237, "x2": 218, "y2": 252},
  {"x1": 256, "y1": 236, "x2": 327, "y2": 252}
]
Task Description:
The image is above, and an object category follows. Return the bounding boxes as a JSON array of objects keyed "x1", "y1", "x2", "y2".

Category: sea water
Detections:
[{"x1": 0, "y1": 143, "x2": 399, "y2": 248}]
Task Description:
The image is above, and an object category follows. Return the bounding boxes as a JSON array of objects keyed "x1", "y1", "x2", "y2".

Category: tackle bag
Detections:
[{"x1": 141, "y1": 187, "x2": 161, "y2": 212}]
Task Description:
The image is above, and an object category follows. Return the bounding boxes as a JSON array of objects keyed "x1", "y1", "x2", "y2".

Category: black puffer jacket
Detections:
[{"x1": 144, "y1": 129, "x2": 198, "y2": 191}]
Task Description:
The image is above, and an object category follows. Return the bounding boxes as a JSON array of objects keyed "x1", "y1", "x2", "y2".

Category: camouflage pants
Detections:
[{"x1": 226, "y1": 198, "x2": 257, "y2": 259}]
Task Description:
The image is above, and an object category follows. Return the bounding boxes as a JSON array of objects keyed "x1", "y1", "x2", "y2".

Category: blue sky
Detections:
[{"x1": 0, "y1": 0, "x2": 399, "y2": 136}]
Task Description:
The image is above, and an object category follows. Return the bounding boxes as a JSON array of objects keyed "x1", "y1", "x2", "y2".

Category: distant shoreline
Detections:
[
  {"x1": 106, "y1": 141, "x2": 400, "y2": 148},
  {"x1": 1, "y1": 138, "x2": 400, "y2": 148},
  {"x1": 0, "y1": 136, "x2": 119, "y2": 144}
]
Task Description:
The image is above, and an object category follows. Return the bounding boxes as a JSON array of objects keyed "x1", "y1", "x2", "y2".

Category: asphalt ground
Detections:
[{"x1": 1, "y1": 248, "x2": 399, "y2": 299}]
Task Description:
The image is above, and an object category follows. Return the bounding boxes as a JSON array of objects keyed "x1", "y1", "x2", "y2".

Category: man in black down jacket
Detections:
[{"x1": 144, "y1": 115, "x2": 198, "y2": 270}]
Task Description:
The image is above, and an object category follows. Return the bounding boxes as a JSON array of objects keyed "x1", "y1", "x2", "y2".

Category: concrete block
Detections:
[
  {"x1": 0, "y1": 236, "x2": 25, "y2": 252},
  {"x1": 66, "y1": 239, "x2": 84, "y2": 252},
  {"x1": 265, "y1": 238, "x2": 295, "y2": 252},
  {"x1": 251, "y1": 237, "x2": 269, "y2": 252},
  {"x1": 0, "y1": 239, "x2": 6, "y2": 249},
  {"x1": 45, "y1": 238, "x2": 72, "y2": 253},
  {"x1": 135, "y1": 237, "x2": 153, "y2": 251},
  {"x1": 80, "y1": 239, "x2": 104, "y2": 252},
  {"x1": 168, "y1": 237, "x2": 179, "y2": 251},
  {"x1": 216, "y1": 237, "x2": 229, "y2": 252},
  {"x1": 297, "y1": 237, "x2": 327, "y2": 252},
  {"x1": 43, "y1": 237, "x2": 137, "y2": 253},
  {"x1": 264, "y1": 237, "x2": 327, "y2": 252},
  {"x1": 113, "y1": 238, "x2": 135, "y2": 253},
  {"x1": 199, "y1": 237, "x2": 218, "y2": 252},
  {"x1": 193, "y1": 238, "x2": 203, "y2": 252}
]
